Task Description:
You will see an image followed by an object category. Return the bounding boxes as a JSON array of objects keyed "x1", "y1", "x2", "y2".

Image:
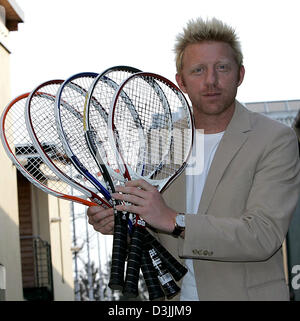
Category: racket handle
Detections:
[
  {"x1": 122, "y1": 225, "x2": 145, "y2": 298},
  {"x1": 144, "y1": 231, "x2": 187, "y2": 281},
  {"x1": 146, "y1": 246, "x2": 180, "y2": 300},
  {"x1": 141, "y1": 250, "x2": 165, "y2": 301},
  {"x1": 108, "y1": 211, "x2": 128, "y2": 290}
]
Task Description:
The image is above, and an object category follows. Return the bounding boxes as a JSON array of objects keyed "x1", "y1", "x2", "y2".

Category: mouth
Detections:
[{"x1": 203, "y1": 92, "x2": 221, "y2": 97}]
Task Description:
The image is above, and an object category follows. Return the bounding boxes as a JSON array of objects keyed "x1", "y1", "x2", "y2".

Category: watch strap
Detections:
[{"x1": 172, "y1": 213, "x2": 185, "y2": 237}]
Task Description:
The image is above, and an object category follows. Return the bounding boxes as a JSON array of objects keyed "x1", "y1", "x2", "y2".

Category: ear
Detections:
[
  {"x1": 175, "y1": 73, "x2": 187, "y2": 93},
  {"x1": 237, "y1": 65, "x2": 245, "y2": 87}
]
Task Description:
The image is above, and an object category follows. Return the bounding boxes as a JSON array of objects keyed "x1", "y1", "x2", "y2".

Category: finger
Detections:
[
  {"x1": 114, "y1": 185, "x2": 149, "y2": 199},
  {"x1": 111, "y1": 192, "x2": 144, "y2": 206},
  {"x1": 93, "y1": 220, "x2": 114, "y2": 235},
  {"x1": 90, "y1": 213, "x2": 115, "y2": 233},
  {"x1": 115, "y1": 203, "x2": 140, "y2": 215},
  {"x1": 87, "y1": 208, "x2": 114, "y2": 225},
  {"x1": 104, "y1": 221, "x2": 114, "y2": 234},
  {"x1": 87, "y1": 205, "x2": 105, "y2": 217},
  {"x1": 95, "y1": 214, "x2": 114, "y2": 227},
  {"x1": 124, "y1": 179, "x2": 156, "y2": 191},
  {"x1": 113, "y1": 186, "x2": 146, "y2": 199},
  {"x1": 88, "y1": 212, "x2": 110, "y2": 225}
]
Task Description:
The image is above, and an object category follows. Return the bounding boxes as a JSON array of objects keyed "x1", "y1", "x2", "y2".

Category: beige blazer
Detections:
[{"x1": 157, "y1": 101, "x2": 300, "y2": 300}]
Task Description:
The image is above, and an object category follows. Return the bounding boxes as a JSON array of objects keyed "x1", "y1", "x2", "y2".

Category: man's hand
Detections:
[
  {"x1": 112, "y1": 179, "x2": 177, "y2": 233},
  {"x1": 87, "y1": 206, "x2": 114, "y2": 235}
]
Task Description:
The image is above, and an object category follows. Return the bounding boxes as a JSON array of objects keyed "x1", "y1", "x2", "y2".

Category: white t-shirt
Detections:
[{"x1": 180, "y1": 129, "x2": 224, "y2": 301}]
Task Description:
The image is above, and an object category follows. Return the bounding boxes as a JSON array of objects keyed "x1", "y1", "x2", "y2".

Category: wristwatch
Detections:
[{"x1": 172, "y1": 213, "x2": 185, "y2": 237}]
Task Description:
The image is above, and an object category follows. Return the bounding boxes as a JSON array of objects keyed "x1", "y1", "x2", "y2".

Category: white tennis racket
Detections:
[
  {"x1": 107, "y1": 72, "x2": 194, "y2": 296},
  {"x1": 0, "y1": 93, "x2": 103, "y2": 207},
  {"x1": 24, "y1": 79, "x2": 112, "y2": 209}
]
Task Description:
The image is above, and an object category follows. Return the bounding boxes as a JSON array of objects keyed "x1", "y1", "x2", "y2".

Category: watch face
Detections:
[{"x1": 176, "y1": 214, "x2": 185, "y2": 228}]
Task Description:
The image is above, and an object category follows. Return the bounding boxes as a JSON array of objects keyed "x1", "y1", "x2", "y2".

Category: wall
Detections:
[{"x1": 0, "y1": 40, "x2": 23, "y2": 300}]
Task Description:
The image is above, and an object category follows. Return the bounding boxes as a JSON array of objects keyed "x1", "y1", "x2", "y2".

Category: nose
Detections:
[{"x1": 205, "y1": 67, "x2": 217, "y2": 87}]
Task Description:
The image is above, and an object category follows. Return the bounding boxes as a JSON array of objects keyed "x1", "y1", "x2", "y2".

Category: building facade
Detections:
[{"x1": 0, "y1": 0, "x2": 74, "y2": 301}]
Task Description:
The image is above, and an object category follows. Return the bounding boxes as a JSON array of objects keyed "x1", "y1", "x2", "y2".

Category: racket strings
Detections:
[
  {"x1": 61, "y1": 79, "x2": 92, "y2": 112},
  {"x1": 88, "y1": 76, "x2": 133, "y2": 180},
  {"x1": 112, "y1": 75, "x2": 192, "y2": 182},
  {"x1": 28, "y1": 85, "x2": 98, "y2": 193},
  {"x1": 2, "y1": 69, "x2": 191, "y2": 300},
  {"x1": 57, "y1": 78, "x2": 108, "y2": 187},
  {"x1": 4, "y1": 96, "x2": 72, "y2": 194},
  {"x1": 59, "y1": 95, "x2": 105, "y2": 183}
]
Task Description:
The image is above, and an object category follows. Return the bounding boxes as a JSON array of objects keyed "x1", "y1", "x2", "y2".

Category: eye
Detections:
[
  {"x1": 192, "y1": 66, "x2": 204, "y2": 74},
  {"x1": 217, "y1": 64, "x2": 230, "y2": 72}
]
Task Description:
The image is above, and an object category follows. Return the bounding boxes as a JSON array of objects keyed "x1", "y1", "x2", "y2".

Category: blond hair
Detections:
[{"x1": 175, "y1": 17, "x2": 243, "y2": 73}]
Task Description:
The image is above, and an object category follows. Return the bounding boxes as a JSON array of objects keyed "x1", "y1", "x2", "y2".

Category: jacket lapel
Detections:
[{"x1": 198, "y1": 101, "x2": 252, "y2": 215}]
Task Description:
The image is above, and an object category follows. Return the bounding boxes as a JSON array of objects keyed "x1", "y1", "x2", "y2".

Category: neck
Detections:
[{"x1": 193, "y1": 104, "x2": 235, "y2": 134}]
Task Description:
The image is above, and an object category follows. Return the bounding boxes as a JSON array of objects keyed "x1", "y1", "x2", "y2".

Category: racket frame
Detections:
[
  {"x1": 54, "y1": 72, "x2": 112, "y2": 202},
  {"x1": 84, "y1": 66, "x2": 143, "y2": 291},
  {"x1": 25, "y1": 79, "x2": 111, "y2": 208},
  {"x1": 0, "y1": 93, "x2": 98, "y2": 207},
  {"x1": 108, "y1": 71, "x2": 194, "y2": 193},
  {"x1": 107, "y1": 71, "x2": 193, "y2": 297}
]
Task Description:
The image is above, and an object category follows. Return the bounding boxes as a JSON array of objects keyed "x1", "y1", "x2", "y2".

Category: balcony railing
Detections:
[{"x1": 20, "y1": 235, "x2": 54, "y2": 300}]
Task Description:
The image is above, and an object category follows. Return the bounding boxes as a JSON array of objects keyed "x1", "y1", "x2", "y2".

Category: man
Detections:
[{"x1": 87, "y1": 17, "x2": 300, "y2": 300}]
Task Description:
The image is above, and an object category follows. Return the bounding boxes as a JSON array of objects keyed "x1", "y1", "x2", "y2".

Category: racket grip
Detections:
[
  {"x1": 145, "y1": 246, "x2": 180, "y2": 300},
  {"x1": 144, "y1": 231, "x2": 187, "y2": 281},
  {"x1": 122, "y1": 226, "x2": 145, "y2": 298},
  {"x1": 141, "y1": 250, "x2": 165, "y2": 301},
  {"x1": 108, "y1": 211, "x2": 128, "y2": 290}
]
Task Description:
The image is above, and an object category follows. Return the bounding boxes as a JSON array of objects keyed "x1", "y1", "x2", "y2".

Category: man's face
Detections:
[{"x1": 176, "y1": 41, "x2": 245, "y2": 118}]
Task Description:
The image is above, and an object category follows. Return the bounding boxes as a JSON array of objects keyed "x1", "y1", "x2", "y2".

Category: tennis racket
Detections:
[
  {"x1": 0, "y1": 93, "x2": 101, "y2": 207},
  {"x1": 54, "y1": 74, "x2": 114, "y2": 201},
  {"x1": 84, "y1": 66, "x2": 186, "y2": 298},
  {"x1": 108, "y1": 72, "x2": 193, "y2": 296},
  {"x1": 25, "y1": 79, "x2": 111, "y2": 210},
  {"x1": 145, "y1": 246, "x2": 180, "y2": 300},
  {"x1": 140, "y1": 250, "x2": 165, "y2": 301},
  {"x1": 84, "y1": 66, "x2": 143, "y2": 291},
  {"x1": 109, "y1": 72, "x2": 194, "y2": 188},
  {"x1": 52, "y1": 70, "x2": 168, "y2": 298}
]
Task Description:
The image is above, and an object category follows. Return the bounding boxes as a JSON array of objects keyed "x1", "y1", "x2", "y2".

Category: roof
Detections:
[
  {"x1": 244, "y1": 99, "x2": 300, "y2": 128},
  {"x1": 244, "y1": 99, "x2": 300, "y2": 114},
  {"x1": 0, "y1": 0, "x2": 24, "y2": 31}
]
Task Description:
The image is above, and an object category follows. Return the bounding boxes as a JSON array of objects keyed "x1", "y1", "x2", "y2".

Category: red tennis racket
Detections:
[{"x1": 0, "y1": 93, "x2": 103, "y2": 207}]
